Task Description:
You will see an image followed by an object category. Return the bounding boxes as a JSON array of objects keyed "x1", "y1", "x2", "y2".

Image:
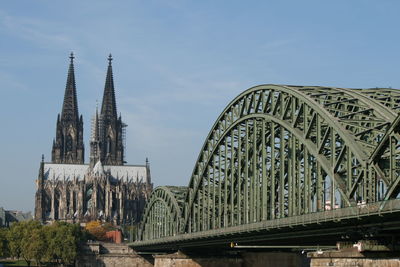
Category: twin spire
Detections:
[
  {"x1": 61, "y1": 52, "x2": 79, "y2": 123},
  {"x1": 52, "y1": 53, "x2": 124, "y2": 166},
  {"x1": 101, "y1": 54, "x2": 118, "y2": 122}
]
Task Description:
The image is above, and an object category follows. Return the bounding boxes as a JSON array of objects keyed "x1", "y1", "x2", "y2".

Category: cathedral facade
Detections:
[{"x1": 34, "y1": 54, "x2": 153, "y2": 225}]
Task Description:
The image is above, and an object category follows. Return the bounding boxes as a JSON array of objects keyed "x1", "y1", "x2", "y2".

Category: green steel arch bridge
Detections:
[{"x1": 133, "y1": 84, "x2": 400, "y2": 252}]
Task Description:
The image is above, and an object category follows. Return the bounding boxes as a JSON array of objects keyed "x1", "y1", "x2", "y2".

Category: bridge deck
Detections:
[{"x1": 132, "y1": 199, "x2": 400, "y2": 251}]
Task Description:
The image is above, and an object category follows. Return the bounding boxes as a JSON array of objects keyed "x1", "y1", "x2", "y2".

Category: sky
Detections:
[{"x1": 0, "y1": 1, "x2": 399, "y2": 212}]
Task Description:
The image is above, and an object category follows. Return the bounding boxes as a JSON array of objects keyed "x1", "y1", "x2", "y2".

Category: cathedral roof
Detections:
[
  {"x1": 43, "y1": 163, "x2": 148, "y2": 182},
  {"x1": 44, "y1": 163, "x2": 88, "y2": 180},
  {"x1": 104, "y1": 165, "x2": 147, "y2": 181},
  {"x1": 92, "y1": 160, "x2": 104, "y2": 175}
]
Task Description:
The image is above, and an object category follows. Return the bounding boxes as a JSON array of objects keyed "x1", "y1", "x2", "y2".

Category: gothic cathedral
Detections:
[{"x1": 34, "y1": 54, "x2": 153, "y2": 225}]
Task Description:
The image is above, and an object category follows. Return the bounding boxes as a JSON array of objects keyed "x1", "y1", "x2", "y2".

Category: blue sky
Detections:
[{"x1": 0, "y1": 1, "x2": 399, "y2": 212}]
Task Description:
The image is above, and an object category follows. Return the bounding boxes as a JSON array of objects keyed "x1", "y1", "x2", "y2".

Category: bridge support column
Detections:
[
  {"x1": 241, "y1": 252, "x2": 307, "y2": 267},
  {"x1": 308, "y1": 241, "x2": 400, "y2": 267},
  {"x1": 153, "y1": 251, "x2": 307, "y2": 267},
  {"x1": 153, "y1": 251, "x2": 242, "y2": 267}
]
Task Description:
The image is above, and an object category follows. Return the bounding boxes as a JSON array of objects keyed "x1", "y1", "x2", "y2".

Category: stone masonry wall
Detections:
[
  {"x1": 309, "y1": 248, "x2": 400, "y2": 267},
  {"x1": 311, "y1": 258, "x2": 400, "y2": 267},
  {"x1": 76, "y1": 242, "x2": 153, "y2": 267},
  {"x1": 78, "y1": 245, "x2": 310, "y2": 267}
]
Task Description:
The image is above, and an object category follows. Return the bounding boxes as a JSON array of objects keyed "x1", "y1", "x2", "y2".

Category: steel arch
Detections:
[
  {"x1": 357, "y1": 88, "x2": 400, "y2": 111},
  {"x1": 183, "y1": 85, "x2": 396, "y2": 229},
  {"x1": 138, "y1": 186, "x2": 186, "y2": 240},
  {"x1": 138, "y1": 84, "x2": 400, "y2": 242}
]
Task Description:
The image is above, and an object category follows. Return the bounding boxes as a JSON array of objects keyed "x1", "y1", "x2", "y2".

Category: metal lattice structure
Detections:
[
  {"x1": 140, "y1": 186, "x2": 187, "y2": 240},
  {"x1": 135, "y1": 85, "x2": 400, "y2": 249}
]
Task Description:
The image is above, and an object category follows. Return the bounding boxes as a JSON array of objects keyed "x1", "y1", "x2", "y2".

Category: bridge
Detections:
[{"x1": 132, "y1": 84, "x2": 400, "y2": 254}]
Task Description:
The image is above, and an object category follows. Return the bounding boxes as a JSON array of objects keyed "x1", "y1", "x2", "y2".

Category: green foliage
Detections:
[
  {"x1": 121, "y1": 224, "x2": 137, "y2": 242},
  {"x1": 22, "y1": 227, "x2": 46, "y2": 265},
  {"x1": 5, "y1": 221, "x2": 88, "y2": 266},
  {"x1": 0, "y1": 228, "x2": 9, "y2": 258},
  {"x1": 21, "y1": 221, "x2": 42, "y2": 266},
  {"x1": 7, "y1": 220, "x2": 42, "y2": 266},
  {"x1": 7, "y1": 221, "x2": 27, "y2": 259},
  {"x1": 45, "y1": 222, "x2": 82, "y2": 265},
  {"x1": 102, "y1": 222, "x2": 116, "y2": 232}
]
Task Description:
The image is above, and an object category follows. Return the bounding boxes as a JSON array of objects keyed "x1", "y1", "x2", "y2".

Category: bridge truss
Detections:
[{"x1": 134, "y1": 85, "x2": 400, "y2": 250}]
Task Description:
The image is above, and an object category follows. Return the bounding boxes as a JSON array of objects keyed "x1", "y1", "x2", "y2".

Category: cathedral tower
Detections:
[
  {"x1": 51, "y1": 53, "x2": 84, "y2": 164},
  {"x1": 98, "y1": 54, "x2": 125, "y2": 165}
]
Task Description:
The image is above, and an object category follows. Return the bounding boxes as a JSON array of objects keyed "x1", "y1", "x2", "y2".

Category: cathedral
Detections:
[{"x1": 34, "y1": 53, "x2": 153, "y2": 225}]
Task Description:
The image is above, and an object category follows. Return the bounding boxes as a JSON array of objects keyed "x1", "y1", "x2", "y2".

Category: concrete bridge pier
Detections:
[
  {"x1": 308, "y1": 241, "x2": 400, "y2": 267},
  {"x1": 153, "y1": 251, "x2": 242, "y2": 267},
  {"x1": 76, "y1": 242, "x2": 309, "y2": 266},
  {"x1": 240, "y1": 252, "x2": 308, "y2": 267},
  {"x1": 153, "y1": 251, "x2": 308, "y2": 267}
]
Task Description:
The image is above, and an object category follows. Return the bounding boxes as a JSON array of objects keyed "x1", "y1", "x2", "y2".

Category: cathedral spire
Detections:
[
  {"x1": 92, "y1": 104, "x2": 100, "y2": 141},
  {"x1": 98, "y1": 54, "x2": 124, "y2": 165},
  {"x1": 90, "y1": 105, "x2": 101, "y2": 167},
  {"x1": 101, "y1": 54, "x2": 117, "y2": 121},
  {"x1": 95, "y1": 106, "x2": 100, "y2": 140},
  {"x1": 61, "y1": 52, "x2": 79, "y2": 122},
  {"x1": 51, "y1": 53, "x2": 84, "y2": 164}
]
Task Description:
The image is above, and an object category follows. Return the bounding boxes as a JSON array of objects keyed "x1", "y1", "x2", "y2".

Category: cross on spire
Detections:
[
  {"x1": 108, "y1": 54, "x2": 113, "y2": 65},
  {"x1": 70, "y1": 52, "x2": 74, "y2": 62}
]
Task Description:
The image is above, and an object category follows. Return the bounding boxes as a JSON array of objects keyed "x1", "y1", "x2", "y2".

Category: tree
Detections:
[
  {"x1": 20, "y1": 221, "x2": 42, "y2": 266},
  {"x1": 22, "y1": 227, "x2": 46, "y2": 266},
  {"x1": 45, "y1": 221, "x2": 87, "y2": 266},
  {"x1": 102, "y1": 222, "x2": 116, "y2": 232},
  {"x1": 8, "y1": 220, "x2": 42, "y2": 266},
  {"x1": 6, "y1": 221, "x2": 87, "y2": 266},
  {"x1": 7, "y1": 221, "x2": 25, "y2": 260},
  {"x1": 85, "y1": 221, "x2": 106, "y2": 241},
  {"x1": 57, "y1": 226, "x2": 77, "y2": 265},
  {"x1": 0, "y1": 228, "x2": 9, "y2": 258},
  {"x1": 121, "y1": 224, "x2": 137, "y2": 242}
]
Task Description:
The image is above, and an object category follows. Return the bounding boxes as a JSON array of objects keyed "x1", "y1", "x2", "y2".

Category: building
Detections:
[
  {"x1": 34, "y1": 53, "x2": 153, "y2": 225},
  {"x1": 0, "y1": 207, "x2": 32, "y2": 227}
]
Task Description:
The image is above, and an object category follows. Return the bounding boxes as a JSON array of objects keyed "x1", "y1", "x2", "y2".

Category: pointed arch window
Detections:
[
  {"x1": 107, "y1": 136, "x2": 112, "y2": 154},
  {"x1": 66, "y1": 134, "x2": 73, "y2": 152}
]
